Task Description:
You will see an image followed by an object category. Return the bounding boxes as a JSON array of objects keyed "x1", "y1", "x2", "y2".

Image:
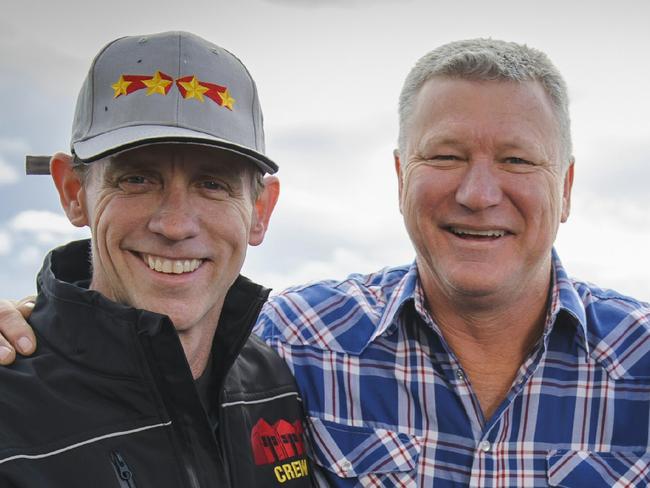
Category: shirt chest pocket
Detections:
[
  {"x1": 547, "y1": 450, "x2": 650, "y2": 487},
  {"x1": 307, "y1": 417, "x2": 420, "y2": 482}
]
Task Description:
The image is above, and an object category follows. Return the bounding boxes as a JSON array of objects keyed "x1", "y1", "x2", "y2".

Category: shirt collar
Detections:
[
  {"x1": 370, "y1": 262, "x2": 420, "y2": 342},
  {"x1": 546, "y1": 248, "x2": 590, "y2": 354},
  {"x1": 378, "y1": 252, "x2": 590, "y2": 355}
]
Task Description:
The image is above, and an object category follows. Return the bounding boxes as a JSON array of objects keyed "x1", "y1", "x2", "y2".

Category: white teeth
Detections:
[
  {"x1": 142, "y1": 254, "x2": 203, "y2": 274},
  {"x1": 451, "y1": 227, "x2": 505, "y2": 237}
]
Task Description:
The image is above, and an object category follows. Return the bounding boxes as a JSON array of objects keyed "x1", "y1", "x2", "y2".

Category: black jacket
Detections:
[{"x1": 0, "y1": 240, "x2": 313, "y2": 487}]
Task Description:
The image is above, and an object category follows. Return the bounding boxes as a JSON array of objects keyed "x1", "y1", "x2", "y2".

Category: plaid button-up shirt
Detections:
[{"x1": 254, "y1": 252, "x2": 650, "y2": 487}]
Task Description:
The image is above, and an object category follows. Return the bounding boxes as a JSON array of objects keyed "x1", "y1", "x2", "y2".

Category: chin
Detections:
[
  {"x1": 161, "y1": 309, "x2": 201, "y2": 331},
  {"x1": 445, "y1": 271, "x2": 509, "y2": 299},
  {"x1": 131, "y1": 298, "x2": 196, "y2": 329}
]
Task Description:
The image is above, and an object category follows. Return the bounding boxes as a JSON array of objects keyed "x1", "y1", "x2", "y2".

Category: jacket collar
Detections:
[{"x1": 33, "y1": 239, "x2": 270, "y2": 380}]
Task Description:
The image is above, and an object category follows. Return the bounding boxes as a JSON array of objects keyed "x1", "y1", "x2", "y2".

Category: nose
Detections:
[
  {"x1": 455, "y1": 160, "x2": 503, "y2": 211},
  {"x1": 148, "y1": 183, "x2": 200, "y2": 241}
]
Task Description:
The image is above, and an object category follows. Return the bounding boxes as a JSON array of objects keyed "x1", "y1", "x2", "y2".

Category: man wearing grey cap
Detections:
[{"x1": 0, "y1": 31, "x2": 313, "y2": 487}]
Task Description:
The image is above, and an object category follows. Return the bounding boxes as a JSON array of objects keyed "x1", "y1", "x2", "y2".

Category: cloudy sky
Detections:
[{"x1": 1, "y1": 0, "x2": 648, "y2": 301}]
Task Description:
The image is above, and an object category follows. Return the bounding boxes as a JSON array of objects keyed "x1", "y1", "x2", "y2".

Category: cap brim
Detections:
[{"x1": 73, "y1": 125, "x2": 278, "y2": 174}]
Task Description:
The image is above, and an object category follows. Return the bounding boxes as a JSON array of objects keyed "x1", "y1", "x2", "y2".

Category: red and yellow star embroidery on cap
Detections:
[
  {"x1": 111, "y1": 75, "x2": 132, "y2": 98},
  {"x1": 110, "y1": 74, "x2": 155, "y2": 98},
  {"x1": 143, "y1": 71, "x2": 173, "y2": 96},
  {"x1": 178, "y1": 76, "x2": 210, "y2": 102},
  {"x1": 109, "y1": 71, "x2": 234, "y2": 111},
  {"x1": 218, "y1": 88, "x2": 235, "y2": 111},
  {"x1": 176, "y1": 76, "x2": 234, "y2": 110}
]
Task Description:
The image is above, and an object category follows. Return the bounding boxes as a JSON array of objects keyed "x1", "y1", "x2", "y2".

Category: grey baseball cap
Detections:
[{"x1": 26, "y1": 31, "x2": 277, "y2": 175}]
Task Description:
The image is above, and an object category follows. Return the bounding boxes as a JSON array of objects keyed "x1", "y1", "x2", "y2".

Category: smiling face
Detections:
[
  {"x1": 53, "y1": 144, "x2": 277, "y2": 332},
  {"x1": 397, "y1": 77, "x2": 573, "y2": 307}
]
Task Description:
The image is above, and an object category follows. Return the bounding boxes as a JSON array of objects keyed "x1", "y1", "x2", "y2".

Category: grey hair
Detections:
[
  {"x1": 398, "y1": 38, "x2": 572, "y2": 164},
  {"x1": 71, "y1": 155, "x2": 92, "y2": 183}
]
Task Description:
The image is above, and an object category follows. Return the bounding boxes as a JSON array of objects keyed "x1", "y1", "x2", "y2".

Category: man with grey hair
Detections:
[
  {"x1": 1, "y1": 38, "x2": 649, "y2": 486},
  {"x1": 253, "y1": 38, "x2": 650, "y2": 486}
]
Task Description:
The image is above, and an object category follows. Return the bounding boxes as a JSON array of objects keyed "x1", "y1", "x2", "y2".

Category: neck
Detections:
[
  {"x1": 420, "y1": 264, "x2": 552, "y2": 420},
  {"x1": 178, "y1": 326, "x2": 218, "y2": 379},
  {"x1": 169, "y1": 301, "x2": 225, "y2": 380},
  {"x1": 89, "y1": 279, "x2": 224, "y2": 381},
  {"x1": 419, "y1": 258, "x2": 552, "y2": 348}
]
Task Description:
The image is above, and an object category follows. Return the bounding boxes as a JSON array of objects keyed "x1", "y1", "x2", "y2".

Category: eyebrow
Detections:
[
  {"x1": 418, "y1": 135, "x2": 543, "y2": 152},
  {"x1": 103, "y1": 158, "x2": 246, "y2": 183},
  {"x1": 101, "y1": 159, "x2": 153, "y2": 179},
  {"x1": 418, "y1": 136, "x2": 467, "y2": 150}
]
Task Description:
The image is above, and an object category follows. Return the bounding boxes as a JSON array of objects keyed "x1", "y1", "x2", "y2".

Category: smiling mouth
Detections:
[
  {"x1": 141, "y1": 253, "x2": 204, "y2": 274},
  {"x1": 449, "y1": 227, "x2": 507, "y2": 239}
]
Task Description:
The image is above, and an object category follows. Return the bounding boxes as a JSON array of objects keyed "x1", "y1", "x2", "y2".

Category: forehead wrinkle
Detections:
[
  {"x1": 165, "y1": 146, "x2": 251, "y2": 180},
  {"x1": 409, "y1": 78, "x2": 561, "y2": 155},
  {"x1": 108, "y1": 149, "x2": 242, "y2": 176},
  {"x1": 417, "y1": 113, "x2": 558, "y2": 162}
]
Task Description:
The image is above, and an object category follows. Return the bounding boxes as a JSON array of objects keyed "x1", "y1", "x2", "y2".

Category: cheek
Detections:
[
  {"x1": 204, "y1": 201, "x2": 254, "y2": 250},
  {"x1": 91, "y1": 196, "x2": 149, "y2": 258},
  {"x1": 88, "y1": 195, "x2": 116, "y2": 247},
  {"x1": 511, "y1": 179, "x2": 562, "y2": 235},
  {"x1": 538, "y1": 177, "x2": 566, "y2": 221},
  {"x1": 402, "y1": 173, "x2": 447, "y2": 222}
]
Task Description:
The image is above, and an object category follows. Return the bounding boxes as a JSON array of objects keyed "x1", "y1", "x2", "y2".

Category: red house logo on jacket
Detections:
[{"x1": 251, "y1": 419, "x2": 305, "y2": 465}]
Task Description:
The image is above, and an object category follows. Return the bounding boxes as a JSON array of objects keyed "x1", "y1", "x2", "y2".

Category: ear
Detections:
[
  {"x1": 50, "y1": 153, "x2": 89, "y2": 227},
  {"x1": 248, "y1": 175, "x2": 280, "y2": 246},
  {"x1": 560, "y1": 158, "x2": 575, "y2": 223},
  {"x1": 394, "y1": 149, "x2": 404, "y2": 214}
]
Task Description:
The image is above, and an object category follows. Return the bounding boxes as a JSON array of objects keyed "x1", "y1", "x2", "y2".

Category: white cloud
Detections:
[
  {"x1": 0, "y1": 231, "x2": 11, "y2": 255},
  {"x1": 9, "y1": 210, "x2": 90, "y2": 244},
  {"x1": 0, "y1": 156, "x2": 18, "y2": 184},
  {"x1": 0, "y1": 137, "x2": 29, "y2": 185},
  {"x1": 0, "y1": 137, "x2": 30, "y2": 154},
  {"x1": 11, "y1": 210, "x2": 76, "y2": 233},
  {"x1": 556, "y1": 196, "x2": 650, "y2": 302},
  {"x1": 247, "y1": 246, "x2": 399, "y2": 293},
  {"x1": 17, "y1": 245, "x2": 43, "y2": 267}
]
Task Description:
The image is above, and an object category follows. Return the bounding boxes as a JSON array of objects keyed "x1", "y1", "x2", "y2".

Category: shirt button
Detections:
[
  {"x1": 455, "y1": 369, "x2": 464, "y2": 380},
  {"x1": 340, "y1": 460, "x2": 351, "y2": 473},
  {"x1": 479, "y1": 440, "x2": 491, "y2": 452}
]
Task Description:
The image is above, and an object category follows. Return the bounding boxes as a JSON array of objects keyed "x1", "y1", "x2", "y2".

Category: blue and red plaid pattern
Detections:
[{"x1": 255, "y1": 251, "x2": 650, "y2": 487}]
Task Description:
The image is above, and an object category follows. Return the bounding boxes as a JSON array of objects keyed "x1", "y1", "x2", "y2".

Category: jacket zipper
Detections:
[{"x1": 111, "y1": 451, "x2": 137, "y2": 488}]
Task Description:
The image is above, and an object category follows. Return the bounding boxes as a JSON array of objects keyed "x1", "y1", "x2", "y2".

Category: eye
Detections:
[
  {"x1": 196, "y1": 178, "x2": 234, "y2": 198},
  {"x1": 431, "y1": 155, "x2": 460, "y2": 161},
  {"x1": 123, "y1": 175, "x2": 147, "y2": 184},
  {"x1": 420, "y1": 154, "x2": 464, "y2": 169},
  {"x1": 117, "y1": 174, "x2": 157, "y2": 193},
  {"x1": 200, "y1": 180, "x2": 227, "y2": 191},
  {"x1": 504, "y1": 157, "x2": 533, "y2": 165}
]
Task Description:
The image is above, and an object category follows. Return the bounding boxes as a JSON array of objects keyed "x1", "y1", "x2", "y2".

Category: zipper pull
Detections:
[{"x1": 111, "y1": 451, "x2": 137, "y2": 488}]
